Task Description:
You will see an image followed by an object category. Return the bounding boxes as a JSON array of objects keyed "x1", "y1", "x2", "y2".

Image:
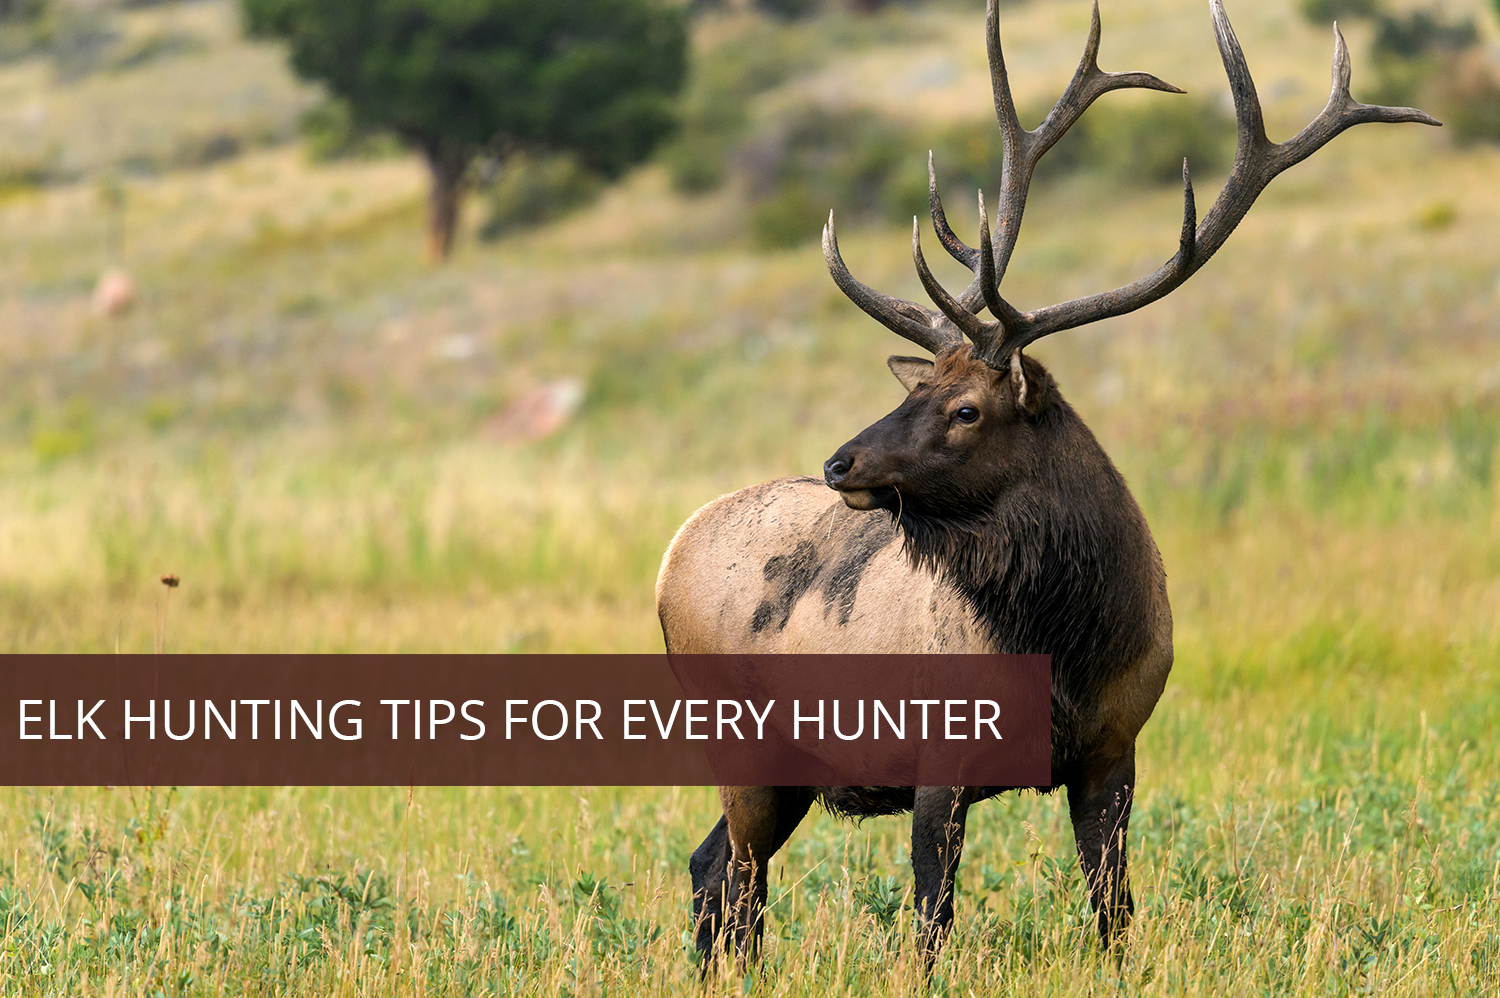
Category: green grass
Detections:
[
  {"x1": 5, "y1": 690, "x2": 1500, "y2": 995},
  {"x1": 1, "y1": 0, "x2": 1500, "y2": 992}
]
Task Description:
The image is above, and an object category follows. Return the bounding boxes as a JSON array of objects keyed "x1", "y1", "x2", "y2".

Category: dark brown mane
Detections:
[{"x1": 894, "y1": 367, "x2": 1163, "y2": 763}]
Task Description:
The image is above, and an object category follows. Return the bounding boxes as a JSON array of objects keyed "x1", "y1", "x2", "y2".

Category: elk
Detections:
[{"x1": 656, "y1": 0, "x2": 1436, "y2": 968}]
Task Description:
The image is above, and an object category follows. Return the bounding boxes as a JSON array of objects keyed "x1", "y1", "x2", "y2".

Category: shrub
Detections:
[
  {"x1": 0, "y1": 0, "x2": 46, "y2": 23},
  {"x1": 750, "y1": 182, "x2": 824, "y2": 249},
  {"x1": 737, "y1": 92, "x2": 1232, "y2": 250},
  {"x1": 660, "y1": 68, "x2": 755, "y2": 194},
  {"x1": 1372, "y1": 10, "x2": 1477, "y2": 60},
  {"x1": 921, "y1": 103, "x2": 1092, "y2": 199},
  {"x1": 1431, "y1": 53, "x2": 1500, "y2": 147},
  {"x1": 0, "y1": 149, "x2": 54, "y2": 190},
  {"x1": 477, "y1": 153, "x2": 605, "y2": 241},
  {"x1": 1087, "y1": 95, "x2": 1235, "y2": 185},
  {"x1": 1360, "y1": 7, "x2": 1493, "y2": 142},
  {"x1": 660, "y1": 20, "x2": 814, "y2": 194},
  {"x1": 298, "y1": 98, "x2": 401, "y2": 163},
  {"x1": 1298, "y1": 0, "x2": 1382, "y2": 24},
  {"x1": 108, "y1": 30, "x2": 205, "y2": 72},
  {"x1": 174, "y1": 131, "x2": 242, "y2": 168},
  {"x1": 738, "y1": 105, "x2": 911, "y2": 247},
  {"x1": 926, "y1": 94, "x2": 1232, "y2": 197},
  {"x1": 755, "y1": 0, "x2": 822, "y2": 21},
  {"x1": 1366, "y1": 9, "x2": 1480, "y2": 106}
]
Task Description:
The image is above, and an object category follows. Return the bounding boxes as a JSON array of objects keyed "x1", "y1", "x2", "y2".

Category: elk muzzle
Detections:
[{"x1": 823, "y1": 444, "x2": 900, "y2": 511}]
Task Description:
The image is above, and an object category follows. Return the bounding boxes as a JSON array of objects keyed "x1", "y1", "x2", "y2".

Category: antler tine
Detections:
[
  {"x1": 1177, "y1": 158, "x2": 1198, "y2": 271},
  {"x1": 985, "y1": 0, "x2": 1184, "y2": 287},
  {"x1": 928, "y1": 152, "x2": 978, "y2": 270},
  {"x1": 912, "y1": 218, "x2": 995, "y2": 342},
  {"x1": 1030, "y1": 0, "x2": 1186, "y2": 157},
  {"x1": 974, "y1": 0, "x2": 1438, "y2": 363},
  {"x1": 983, "y1": 0, "x2": 1027, "y2": 287},
  {"x1": 976, "y1": 192, "x2": 1023, "y2": 335},
  {"x1": 985, "y1": 0, "x2": 1026, "y2": 167},
  {"x1": 1191, "y1": 2, "x2": 1439, "y2": 268},
  {"x1": 822, "y1": 211, "x2": 964, "y2": 355}
]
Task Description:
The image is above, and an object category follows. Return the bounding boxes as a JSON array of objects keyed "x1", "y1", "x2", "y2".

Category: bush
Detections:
[
  {"x1": 477, "y1": 153, "x2": 604, "y2": 240},
  {"x1": 1372, "y1": 11, "x2": 1477, "y2": 60},
  {"x1": 1366, "y1": 9, "x2": 1479, "y2": 105},
  {"x1": 299, "y1": 98, "x2": 402, "y2": 163},
  {"x1": 750, "y1": 182, "x2": 825, "y2": 248},
  {"x1": 660, "y1": 66, "x2": 756, "y2": 194},
  {"x1": 0, "y1": 0, "x2": 46, "y2": 23},
  {"x1": 673, "y1": 5, "x2": 1229, "y2": 250},
  {"x1": 755, "y1": 0, "x2": 822, "y2": 21},
  {"x1": 737, "y1": 105, "x2": 911, "y2": 247},
  {"x1": 924, "y1": 104, "x2": 1090, "y2": 199},
  {"x1": 927, "y1": 94, "x2": 1231, "y2": 196},
  {"x1": 660, "y1": 20, "x2": 816, "y2": 195},
  {"x1": 1298, "y1": 0, "x2": 1382, "y2": 24},
  {"x1": 174, "y1": 131, "x2": 242, "y2": 168},
  {"x1": 1361, "y1": 7, "x2": 1491, "y2": 137},
  {"x1": 107, "y1": 30, "x2": 204, "y2": 72},
  {"x1": 1087, "y1": 96, "x2": 1235, "y2": 185},
  {"x1": 0, "y1": 149, "x2": 54, "y2": 190},
  {"x1": 1432, "y1": 53, "x2": 1500, "y2": 146},
  {"x1": 736, "y1": 93, "x2": 1232, "y2": 249}
]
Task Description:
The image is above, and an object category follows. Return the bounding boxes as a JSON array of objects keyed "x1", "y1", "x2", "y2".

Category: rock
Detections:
[
  {"x1": 93, "y1": 268, "x2": 134, "y2": 317},
  {"x1": 483, "y1": 377, "x2": 586, "y2": 442}
]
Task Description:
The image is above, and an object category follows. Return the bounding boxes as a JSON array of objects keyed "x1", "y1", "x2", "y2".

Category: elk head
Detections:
[
  {"x1": 823, "y1": 346, "x2": 1053, "y2": 513},
  {"x1": 821, "y1": 0, "x2": 1438, "y2": 514}
]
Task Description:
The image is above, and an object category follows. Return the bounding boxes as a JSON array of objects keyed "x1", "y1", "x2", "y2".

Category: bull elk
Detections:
[{"x1": 656, "y1": 0, "x2": 1436, "y2": 968}]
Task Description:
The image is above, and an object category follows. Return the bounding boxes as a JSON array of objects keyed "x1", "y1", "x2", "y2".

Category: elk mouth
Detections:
[
  {"x1": 824, "y1": 449, "x2": 901, "y2": 511},
  {"x1": 835, "y1": 485, "x2": 898, "y2": 511}
]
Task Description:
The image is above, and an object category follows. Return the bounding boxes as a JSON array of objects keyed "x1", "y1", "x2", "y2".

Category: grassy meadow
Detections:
[{"x1": 2, "y1": 0, "x2": 1500, "y2": 993}]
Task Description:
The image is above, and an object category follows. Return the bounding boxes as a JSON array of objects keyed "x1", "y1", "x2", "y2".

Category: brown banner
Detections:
[{"x1": 0, "y1": 655, "x2": 1049, "y2": 786}]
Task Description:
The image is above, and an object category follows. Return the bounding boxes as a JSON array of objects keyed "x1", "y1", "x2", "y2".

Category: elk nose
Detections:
[{"x1": 823, "y1": 452, "x2": 852, "y2": 487}]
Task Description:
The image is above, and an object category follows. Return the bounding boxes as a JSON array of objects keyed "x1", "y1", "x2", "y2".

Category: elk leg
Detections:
[
  {"x1": 689, "y1": 815, "x2": 731, "y2": 961},
  {"x1": 713, "y1": 786, "x2": 813, "y2": 965},
  {"x1": 1067, "y1": 747, "x2": 1136, "y2": 947},
  {"x1": 911, "y1": 785, "x2": 973, "y2": 963}
]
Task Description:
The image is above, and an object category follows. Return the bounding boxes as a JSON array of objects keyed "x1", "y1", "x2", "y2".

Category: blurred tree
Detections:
[
  {"x1": 241, "y1": 0, "x2": 687, "y2": 261},
  {"x1": 0, "y1": 0, "x2": 46, "y2": 21},
  {"x1": 1366, "y1": 6, "x2": 1481, "y2": 108},
  {"x1": 1297, "y1": 0, "x2": 1382, "y2": 24},
  {"x1": 1372, "y1": 9, "x2": 1477, "y2": 59},
  {"x1": 756, "y1": 0, "x2": 823, "y2": 20}
]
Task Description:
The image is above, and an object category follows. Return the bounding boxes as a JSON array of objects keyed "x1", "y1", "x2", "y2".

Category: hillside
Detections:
[{"x1": 1, "y1": 0, "x2": 1495, "y2": 656}]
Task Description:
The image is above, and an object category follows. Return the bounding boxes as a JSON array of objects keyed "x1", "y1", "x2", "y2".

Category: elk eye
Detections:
[{"x1": 953, "y1": 406, "x2": 979, "y2": 424}]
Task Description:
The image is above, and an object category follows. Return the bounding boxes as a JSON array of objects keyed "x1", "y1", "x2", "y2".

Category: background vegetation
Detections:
[
  {"x1": 1, "y1": 0, "x2": 1499, "y2": 993},
  {"x1": 239, "y1": 0, "x2": 687, "y2": 260}
]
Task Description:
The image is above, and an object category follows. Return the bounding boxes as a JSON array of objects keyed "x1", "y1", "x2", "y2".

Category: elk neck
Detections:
[{"x1": 893, "y1": 389, "x2": 1164, "y2": 748}]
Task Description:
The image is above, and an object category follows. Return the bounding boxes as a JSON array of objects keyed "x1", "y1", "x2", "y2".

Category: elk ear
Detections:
[
  {"x1": 1008, "y1": 349, "x2": 1046, "y2": 414},
  {"x1": 888, "y1": 356, "x2": 935, "y2": 392}
]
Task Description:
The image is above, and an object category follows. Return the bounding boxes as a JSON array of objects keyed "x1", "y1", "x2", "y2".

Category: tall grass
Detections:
[{"x1": 5, "y1": 689, "x2": 1500, "y2": 995}]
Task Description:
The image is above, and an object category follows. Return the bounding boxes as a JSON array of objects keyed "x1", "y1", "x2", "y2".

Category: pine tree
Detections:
[{"x1": 243, "y1": 0, "x2": 687, "y2": 260}]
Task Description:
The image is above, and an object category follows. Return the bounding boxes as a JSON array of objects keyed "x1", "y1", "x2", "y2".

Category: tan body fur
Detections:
[{"x1": 656, "y1": 477, "x2": 988, "y2": 655}]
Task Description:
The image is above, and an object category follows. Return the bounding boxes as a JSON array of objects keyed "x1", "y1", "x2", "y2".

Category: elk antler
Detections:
[{"x1": 823, "y1": 0, "x2": 1440, "y2": 366}]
